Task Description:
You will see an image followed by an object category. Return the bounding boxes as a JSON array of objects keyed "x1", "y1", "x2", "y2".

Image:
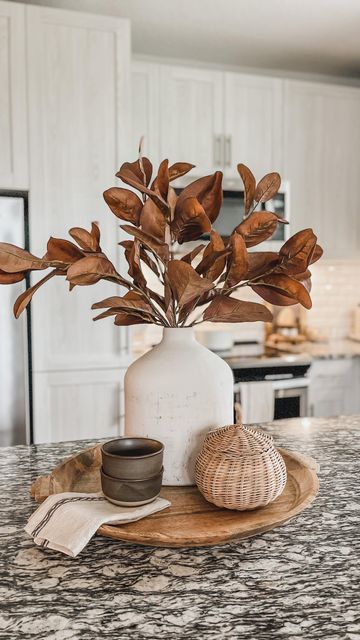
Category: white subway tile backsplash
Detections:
[{"x1": 307, "y1": 260, "x2": 360, "y2": 339}]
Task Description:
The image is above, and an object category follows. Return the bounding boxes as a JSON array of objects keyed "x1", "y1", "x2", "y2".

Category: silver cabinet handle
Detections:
[
  {"x1": 224, "y1": 136, "x2": 232, "y2": 167},
  {"x1": 214, "y1": 135, "x2": 222, "y2": 166}
]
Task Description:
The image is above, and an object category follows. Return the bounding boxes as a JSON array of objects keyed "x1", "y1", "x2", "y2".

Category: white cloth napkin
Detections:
[{"x1": 25, "y1": 492, "x2": 171, "y2": 557}]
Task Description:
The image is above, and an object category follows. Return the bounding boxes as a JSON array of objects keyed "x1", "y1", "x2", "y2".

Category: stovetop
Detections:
[{"x1": 217, "y1": 342, "x2": 312, "y2": 370}]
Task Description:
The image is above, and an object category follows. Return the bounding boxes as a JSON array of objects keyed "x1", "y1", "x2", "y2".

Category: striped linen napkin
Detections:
[{"x1": 25, "y1": 492, "x2": 170, "y2": 557}]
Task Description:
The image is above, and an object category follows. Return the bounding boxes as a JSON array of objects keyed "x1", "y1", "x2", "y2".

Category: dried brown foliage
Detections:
[{"x1": 0, "y1": 148, "x2": 322, "y2": 327}]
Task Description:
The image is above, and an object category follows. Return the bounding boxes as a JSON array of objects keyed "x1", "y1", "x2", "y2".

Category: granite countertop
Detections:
[
  {"x1": 301, "y1": 338, "x2": 360, "y2": 359},
  {"x1": 1, "y1": 416, "x2": 360, "y2": 639},
  {"x1": 263, "y1": 339, "x2": 360, "y2": 361}
]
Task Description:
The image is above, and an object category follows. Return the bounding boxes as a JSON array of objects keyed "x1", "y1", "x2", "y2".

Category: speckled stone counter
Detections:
[{"x1": 1, "y1": 416, "x2": 359, "y2": 640}]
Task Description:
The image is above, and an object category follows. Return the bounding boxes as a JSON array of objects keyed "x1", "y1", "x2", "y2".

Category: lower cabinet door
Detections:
[
  {"x1": 32, "y1": 368, "x2": 126, "y2": 443},
  {"x1": 309, "y1": 358, "x2": 359, "y2": 418}
]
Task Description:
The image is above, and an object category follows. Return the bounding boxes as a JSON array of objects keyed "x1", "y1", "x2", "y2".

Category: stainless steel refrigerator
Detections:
[{"x1": 0, "y1": 192, "x2": 31, "y2": 445}]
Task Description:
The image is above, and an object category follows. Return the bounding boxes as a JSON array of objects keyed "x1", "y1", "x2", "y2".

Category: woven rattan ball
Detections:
[{"x1": 195, "y1": 424, "x2": 287, "y2": 511}]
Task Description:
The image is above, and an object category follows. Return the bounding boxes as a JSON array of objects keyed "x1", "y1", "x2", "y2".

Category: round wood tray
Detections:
[{"x1": 31, "y1": 445, "x2": 319, "y2": 548}]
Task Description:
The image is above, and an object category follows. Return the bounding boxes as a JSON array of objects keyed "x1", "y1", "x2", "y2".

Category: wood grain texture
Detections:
[{"x1": 31, "y1": 444, "x2": 319, "y2": 548}]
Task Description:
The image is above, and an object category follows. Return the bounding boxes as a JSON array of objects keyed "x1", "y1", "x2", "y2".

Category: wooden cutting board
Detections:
[{"x1": 31, "y1": 446, "x2": 319, "y2": 548}]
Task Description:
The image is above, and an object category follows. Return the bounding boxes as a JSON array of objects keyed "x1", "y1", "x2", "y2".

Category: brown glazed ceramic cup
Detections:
[
  {"x1": 101, "y1": 437, "x2": 164, "y2": 480},
  {"x1": 100, "y1": 467, "x2": 164, "y2": 507}
]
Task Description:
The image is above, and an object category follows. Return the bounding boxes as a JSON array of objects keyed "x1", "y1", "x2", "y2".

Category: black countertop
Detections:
[{"x1": 1, "y1": 416, "x2": 359, "y2": 639}]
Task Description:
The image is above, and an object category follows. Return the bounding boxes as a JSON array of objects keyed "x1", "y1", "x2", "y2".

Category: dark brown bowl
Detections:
[
  {"x1": 101, "y1": 437, "x2": 164, "y2": 480},
  {"x1": 101, "y1": 467, "x2": 163, "y2": 507}
]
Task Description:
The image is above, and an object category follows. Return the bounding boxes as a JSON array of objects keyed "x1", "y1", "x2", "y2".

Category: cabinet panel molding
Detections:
[
  {"x1": 33, "y1": 368, "x2": 126, "y2": 443},
  {"x1": 283, "y1": 79, "x2": 360, "y2": 257},
  {"x1": 0, "y1": 1, "x2": 28, "y2": 189},
  {"x1": 26, "y1": 5, "x2": 131, "y2": 372},
  {"x1": 131, "y1": 61, "x2": 161, "y2": 166},
  {"x1": 159, "y1": 64, "x2": 223, "y2": 175},
  {"x1": 224, "y1": 72, "x2": 283, "y2": 178}
]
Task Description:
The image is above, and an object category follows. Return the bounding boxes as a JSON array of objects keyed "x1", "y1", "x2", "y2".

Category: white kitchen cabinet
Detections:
[
  {"x1": 26, "y1": 5, "x2": 132, "y2": 441},
  {"x1": 131, "y1": 61, "x2": 161, "y2": 168},
  {"x1": 33, "y1": 368, "x2": 126, "y2": 444},
  {"x1": 224, "y1": 73, "x2": 283, "y2": 179},
  {"x1": 0, "y1": 1, "x2": 28, "y2": 190},
  {"x1": 159, "y1": 65, "x2": 223, "y2": 175},
  {"x1": 283, "y1": 80, "x2": 360, "y2": 257},
  {"x1": 309, "y1": 358, "x2": 360, "y2": 418}
]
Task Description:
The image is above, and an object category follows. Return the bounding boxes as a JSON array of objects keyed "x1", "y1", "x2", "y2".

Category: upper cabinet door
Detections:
[
  {"x1": 284, "y1": 80, "x2": 360, "y2": 257},
  {"x1": 321, "y1": 85, "x2": 360, "y2": 258},
  {"x1": 159, "y1": 65, "x2": 223, "y2": 176},
  {"x1": 26, "y1": 6, "x2": 131, "y2": 372},
  {"x1": 224, "y1": 73, "x2": 283, "y2": 181},
  {"x1": 0, "y1": 1, "x2": 28, "y2": 189},
  {"x1": 131, "y1": 61, "x2": 160, "y2": 168}
]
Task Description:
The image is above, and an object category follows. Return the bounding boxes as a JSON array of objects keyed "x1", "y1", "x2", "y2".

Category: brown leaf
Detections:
[
  {"x1": 175, "y1": 171, "x2": 223, "y2": 224},
  {"x1": 0, "y1": 243, "x2": 49, "y2": 273},
  {"x1": 92, "y1": 290, "x2": 153, "y2": 317},
  {"x1": 197, "y1": 232, "x2": 228, "y2": 281},
  {"x1": 14, "y1": 269, "x2": 61, "y2": 318},
  {"x1": 167, "y1": 260, "x2": 214, "y2": 307},
  {"x1": 93, "y1": 308, "x2": 120, "y2": 321},
  {"x1": 203, "y1": 295, "x2": 273, "y2": 323},
  {"x1": 116, "y1": 162, "x2": 168, "y2": 214},
  {"x1": 124, "y1": 239, "x2": 147, "y2": 289},
  {"x1": 139, "y1": 248, "x2": 160, "y2": 276},
  {"x1": 225, "y1": 234, "x2": 249, "y2": 287},
  {"x1": 310, "y1": 244, "x2": 323, "y2": 265},
  {"x1": 181, "y1": 244, "x2": 206, "y2": 264},
  {"x1": 148, "y1": 288, "x2": 166, "y2": 311},
  {"x1": 153, "y1": 159, "x2": 169, "y2": 200},
  {"x1": 171, "y1": 197, "x2": 211, "y2": 244},
  {"x1": 251, "y1": 285, "x2": 297, "y2": 307},
  {"x1": 66, "y1": 256, "x2": 118, "y2": 286},
  {"x1": 254, "y1": 172, "x2": 281, "y2": 202},
  {"x1": 237, "y1": 164, "x2": 256, "y2": 215},
  {"x1": 178, "y1": 288, "x2": 218, "y2": 323},
  {"x1": 167, "y1": 186, "x2": 177, "y2": 217},
  {"x1": 92, "y1": 296, "x2": 125, "y2": 309},
  {"x1": 0, "y1": 269, "x2": 26, "y2": 284},
  {"x1": 120, "y1": 239, "x2": 160, "y2": 278},
  {"x1": 121, "y1": 225, "x2": 169, "y2": 263},
  {"x1": 163, "y1": 271, "x2": 175, "y2": 325},
  {"x1": 140, "y1": 198, "x2": 166, "y2": 241},
  {"x1": 235, "y1": 212, "x2": 287, "y2": 247},
  {"x1": 168, "y1": 162, "x2": 195, "y2": 182},
  {"x1": 246, "y1": 252, "x2": 280, "y2": 280},
  {"x1": 114, "y1": 311, "x2": 152, "y2": 326},
  {"x1": 279, "y1": 229, "x2": 317, "y2": 274},
  {"x1": 252, "y1": 273, "x2": 312, "y2": 309},
  {"x1": 69, "y1": 226, "x2": 99, "y2": 252},
  {"x1": 117, "y1": 157, "x2": 152, "y2": 187},
  {"x1": 44, "y1": 237, "x2": 84, "y2": 264},
  {"x1": 91, "y1": 222, "x2": 101, "y2": 251},
  {"x1": 103, "y1": 187, "x2": 142, "y2": 225}
]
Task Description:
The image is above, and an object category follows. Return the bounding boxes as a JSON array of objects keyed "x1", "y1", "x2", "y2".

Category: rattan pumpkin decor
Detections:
[{"x1": 195, "y1": 424, "x2": 287, "y2": 511}]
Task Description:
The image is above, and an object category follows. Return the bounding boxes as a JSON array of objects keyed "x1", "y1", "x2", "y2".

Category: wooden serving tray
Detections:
[{"x1": 31, "y1": 445, "x2": 319, "y2": 548}]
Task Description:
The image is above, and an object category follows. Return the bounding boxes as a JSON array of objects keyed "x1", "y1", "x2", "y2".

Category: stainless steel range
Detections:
[{"x1": 221, "y1": 342, "x2": 312, "y2": 422}]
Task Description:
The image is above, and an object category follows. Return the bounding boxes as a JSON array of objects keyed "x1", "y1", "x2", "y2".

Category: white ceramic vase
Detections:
[{"x1": 124, "y1": 327, "x2": 234, "y2": 485}]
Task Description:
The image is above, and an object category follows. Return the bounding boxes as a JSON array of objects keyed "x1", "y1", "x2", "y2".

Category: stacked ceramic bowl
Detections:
[{"x1": 101, "y1": 437, "x2": 164, "y2": 507}]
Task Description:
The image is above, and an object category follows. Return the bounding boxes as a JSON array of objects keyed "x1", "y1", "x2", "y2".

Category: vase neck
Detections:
[{"x1": 161, "y1": 327, "x2": 196, "y2": 346}]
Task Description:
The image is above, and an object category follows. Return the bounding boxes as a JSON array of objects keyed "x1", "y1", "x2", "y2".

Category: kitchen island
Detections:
[{"x1": 1, "y1": 416, "x2": 359, "y2": 639}]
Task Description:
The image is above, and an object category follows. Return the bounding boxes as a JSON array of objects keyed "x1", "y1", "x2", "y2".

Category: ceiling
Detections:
[{"x1": 19, "y1": 0, "x2": 360, "y2": 77}]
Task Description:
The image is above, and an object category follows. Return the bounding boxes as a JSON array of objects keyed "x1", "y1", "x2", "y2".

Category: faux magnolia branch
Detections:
[{"x1": 0, "y1": 155, "x2": 323, "y2": 327}]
